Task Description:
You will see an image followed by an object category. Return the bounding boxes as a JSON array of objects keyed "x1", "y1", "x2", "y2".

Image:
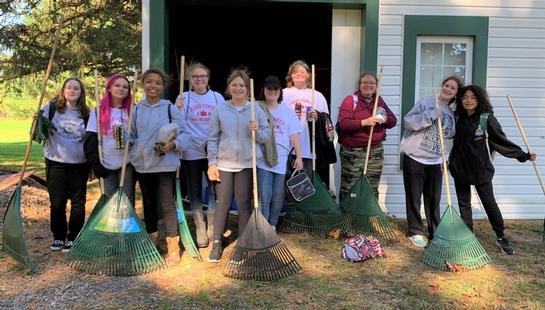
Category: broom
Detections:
[
  {"x1": 2, "y1": 25, "x2": 62, "y2": 273},
  {"x1": 279, "y1": 64, "x2": 349, "y2": 235},
  {"x1": 339, "y1": 67, "x2": 397, "y2": 243},
  {"x1": 174, "y1": 55, "x2": 202, "y2": 261},
  {"x1": 84, "y1": 69, "x2": 108, "y2": 225},
  {"x1": 68, "y1": 71, "x2": 167, "y2": 276},
  {"x1": 422, "y1": 94, "x2": 490, "y2": 271},
  {"x1": 223, "y1": 79, "x2": 301, "y2": 281}
]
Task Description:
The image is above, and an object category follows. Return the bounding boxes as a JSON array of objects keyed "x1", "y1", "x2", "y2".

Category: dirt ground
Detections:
[{"x1": 1, "y1": 179, "x2": 544, "y2": 310}]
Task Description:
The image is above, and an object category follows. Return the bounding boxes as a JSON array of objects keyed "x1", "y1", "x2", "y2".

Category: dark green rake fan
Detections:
[
  {"x1": 224, "y1": 79, "x2": 301, "y2": 281},
  {"x1": 279, "y1": 65, "x2": 348, "y2": 235},
  {"x1": 2, "y1": 26, "x2": 62, "y2": 274},
  {"x1": 422, "y1": 96, "x2": 490, "y2": 271},
  {"x1": 339, "y1": 66, "x2": 397, "y2": 242},
  {"x1": 175, "y1": 168, "x2": 202, "y2": 261},
  {"x1": 68, "y1": 72, "x2": 167, "y2": 276}
]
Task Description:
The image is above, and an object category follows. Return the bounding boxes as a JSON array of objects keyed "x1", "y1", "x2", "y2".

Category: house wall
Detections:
[{"x1": 378, "y1": 0, "x2": 545, "y2": 219}]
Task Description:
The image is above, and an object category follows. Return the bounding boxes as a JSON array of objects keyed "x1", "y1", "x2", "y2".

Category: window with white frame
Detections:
[{"x1": 415, "y1": 36, "x2": 473, "y2": 102}]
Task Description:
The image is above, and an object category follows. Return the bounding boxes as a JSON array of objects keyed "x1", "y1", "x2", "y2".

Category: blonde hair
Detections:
[{"x1": 285, "y1": 60, "x2": 311, "y2": 88}]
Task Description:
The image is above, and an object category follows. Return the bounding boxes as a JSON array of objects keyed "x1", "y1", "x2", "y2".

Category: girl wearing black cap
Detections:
[{"x1": 257, "y1": 75, "x2": 303, "y2": 228}]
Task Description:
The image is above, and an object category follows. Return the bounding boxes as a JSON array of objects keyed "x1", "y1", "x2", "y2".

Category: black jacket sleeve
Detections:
[
  {"x1": 83, "y1": 131, "x2": 112, "y2": 178},
  {"x1": 487, "y1": 113, "x2": 530, "y2": 162}
]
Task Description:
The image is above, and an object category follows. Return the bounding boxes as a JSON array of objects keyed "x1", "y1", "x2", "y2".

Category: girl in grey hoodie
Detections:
[
  {"x1": 130, "y1": 68, "x2": 191, "y2": 265},
  {"x1": 400, "y1": 76, "x2": 461, "y2": 248},
  {"x1": 206, "y1": 69, "x2": 270, "y2": 262}
]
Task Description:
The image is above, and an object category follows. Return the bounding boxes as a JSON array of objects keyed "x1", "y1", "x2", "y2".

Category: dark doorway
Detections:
[{"x1": 167, "y1": 1, "x2": 332, "y2": 105}]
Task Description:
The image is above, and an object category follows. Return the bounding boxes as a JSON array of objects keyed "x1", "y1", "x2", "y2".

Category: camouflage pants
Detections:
[{"x1": 339, "y1": 143, "x2": 384, "y2": 201}]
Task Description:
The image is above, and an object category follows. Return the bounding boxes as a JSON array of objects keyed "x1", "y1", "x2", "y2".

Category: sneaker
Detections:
[
  {"x1": 62, "y1": 241, "x2": 73, "y2": 253},
  {"x1": 496, "y1": 237, "x2": 515, "y2": 255},
  {"x1": 208, "y1": 240, "x2": 223, "y2": 262},
  {"x1": 50, "y1": 240, "x2": 64, "y2": 251},
  {"x1": 408, "y1": 235, "x2": 428, "y2": 248}
]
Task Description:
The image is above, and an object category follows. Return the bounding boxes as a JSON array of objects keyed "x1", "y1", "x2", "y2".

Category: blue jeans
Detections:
[{"x1": 257, "y1": 168, "x2": 286, "y2": 226}]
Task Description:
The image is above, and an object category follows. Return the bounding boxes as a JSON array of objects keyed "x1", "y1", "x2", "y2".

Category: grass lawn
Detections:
[{"x1": 0, "y1": 119, "x2": 45, "y2": 176}]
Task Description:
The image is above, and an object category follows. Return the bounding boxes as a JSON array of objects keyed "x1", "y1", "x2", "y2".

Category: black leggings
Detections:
[
  {"x1": 45, "y1": 159, "x2": 89, "y2": 241},
  {"x1": 138, "y1": 171, "x2": 178, "y2": 237}
]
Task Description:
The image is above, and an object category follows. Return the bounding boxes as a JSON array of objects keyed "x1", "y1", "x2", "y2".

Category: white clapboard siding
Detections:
[{"x1": 377, "y1": 0, "x2": 545, "y2": 219}]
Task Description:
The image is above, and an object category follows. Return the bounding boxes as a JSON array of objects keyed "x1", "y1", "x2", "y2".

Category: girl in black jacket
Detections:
[{"x1": 449, "y1": 85, "x2": 536, "y2": 255}]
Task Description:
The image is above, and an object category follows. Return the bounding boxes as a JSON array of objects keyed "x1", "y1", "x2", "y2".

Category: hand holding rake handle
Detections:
[
  {"x1": 364, "y1": 66, "x2": 384, "y2": 175},
  {"x1": 434, "y1": 93, "x2": 452, "y2": 208},
  {"x1": 250, "y1": 79, "x2": 259, "y2": 210}
]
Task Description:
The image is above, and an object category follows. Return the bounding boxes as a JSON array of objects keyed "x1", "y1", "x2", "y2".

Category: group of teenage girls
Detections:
[{"x1": 40, "y1": 60, "x2": 536, "y2": 267}]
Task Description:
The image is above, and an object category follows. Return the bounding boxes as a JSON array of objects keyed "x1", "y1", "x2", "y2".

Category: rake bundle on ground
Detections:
[
  {"x1": 2, "y1": 26, "x2": 62, "y2": 274},
  {"x1": 278, "y1": 65, "x2": 348, "y2": 235},
  {"x1": 422, "y1": 95, "x2": 490, "y2": 271},
  {"x1": 68, "y1": 190, "x2": 166, "y2": 275},
  {"x1": 224, "y1": 79, "x2": 301, "y2": 281}
]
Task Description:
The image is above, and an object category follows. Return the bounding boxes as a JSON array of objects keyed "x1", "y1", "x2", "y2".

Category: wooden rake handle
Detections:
[
  {"x1": 311, "y1": 64, "x2": 316, "y2": 172},
  {"x1": 250, "y1": 79, "x2": 259, "y2": 210},
  {"x1": 363, "y1": 66, "x2": 384, "y2": 175},
  {"x1": 94, "y1": 69, "x2": 105, "y2": 194},
  {"x1": 18, "y1": 24, "x2": 63, "y2": 187},
  {"x1": 506, "y1": 95, "x2": 545, "y2": 197},
  {"x1": 434, "y1": 94, "x2": 452, "y2": 206},
  {"x1": 119, "y1": 70, "x2": 139, "y2": 188}
]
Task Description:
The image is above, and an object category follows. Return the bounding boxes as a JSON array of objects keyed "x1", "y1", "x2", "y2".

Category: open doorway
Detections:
[{"x1": 167, "y1": 1, "x2": 332, "y2": 106}]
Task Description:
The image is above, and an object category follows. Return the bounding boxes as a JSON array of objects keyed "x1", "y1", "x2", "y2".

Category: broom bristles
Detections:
[
  {"x1": 223, "y1": 241, "x2": 302, "y2": 281},
  {"x1": 423, "y1": 237, "x2": 491, "y2": 271},
  {"x1": 345, "y1": 213, "x2": 397, "y2": 243},
  {"x1": 279, "y1": 207, "x2": 349, "y2": 235},
  {"x1": 69, "y1": 230, "x2": 166, "y2": 276}
]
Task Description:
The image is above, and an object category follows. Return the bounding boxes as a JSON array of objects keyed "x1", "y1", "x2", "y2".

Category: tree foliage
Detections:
[{"x1": 0, "y1": 0, "x2": 141, "y2": 82}]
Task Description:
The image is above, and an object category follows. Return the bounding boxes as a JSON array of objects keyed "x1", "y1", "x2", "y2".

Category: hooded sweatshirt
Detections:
[
  {"x1": 207, "y1": 100, "x2": 270, "y2": 169},
  {"x1": 400, "y1": 96, "x2": 455, "y2": 165},
  {"x1": 129, "y1": 99, "x2": 191, "y2": 173}
]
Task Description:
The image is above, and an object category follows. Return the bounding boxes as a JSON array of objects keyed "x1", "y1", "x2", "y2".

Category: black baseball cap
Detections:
[{"x1": 263, "y1": 75, "x2": 282, "y2": 89}]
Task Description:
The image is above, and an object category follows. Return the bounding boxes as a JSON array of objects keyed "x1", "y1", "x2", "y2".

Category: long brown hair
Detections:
[
  {"x1": 51, "y1": 77, "x2": 89, "y2": 118},
  {"x1": 285, "y1": 60, "x2": 311, "y2": 88}
]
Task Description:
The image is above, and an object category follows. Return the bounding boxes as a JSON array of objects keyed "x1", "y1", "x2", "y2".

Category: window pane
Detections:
[
  {"x1": 419, "y1": 87, "x2": 434, "y2": 99},
  {"x1": 420, "y1": 66, "x2": 445, "y2": 88},
  {"x1": 444, "y1": 66, "x2": 466, "y2": 84},
  {"x1": 420, "y1": 43, "x2": 443, "y2": 66},
  {"x1": 445, "y1": 43, "x2": 467, "y2": 65}
]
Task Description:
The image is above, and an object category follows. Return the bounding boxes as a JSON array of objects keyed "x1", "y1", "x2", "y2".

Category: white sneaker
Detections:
[{"x1": 408, "y1": 235, "x2": 428, "y2": 248}]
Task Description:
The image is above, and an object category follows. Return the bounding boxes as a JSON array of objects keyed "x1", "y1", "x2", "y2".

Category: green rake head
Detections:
[
  {"x1": 340, "y1": 175, "x2": 398, "y2": 242},
  {"x1": 2, "y1": 187, "x2": 37, "y2": 273},
  {"x1": 68, "y1": 190, "x2": 166, "y2": 276},
  {"x1": 224, "y1": 209, "x2": 301, "y2": 281},
  {"x1": 175, "y1": 177, "x2": 202, "y2": 261},
  {"x1": 279, "y1": 171, "x2": 349, "y2": 235},
  {"x1": 423, "y1": 205, "x2": 490, "y2": 271}
]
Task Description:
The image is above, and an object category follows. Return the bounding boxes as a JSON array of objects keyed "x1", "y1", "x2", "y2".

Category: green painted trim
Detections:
[
  {"x1": 400, "y1": 15, "x2": 489, "y2": 167},
  {"x1": 362, "y1": 0, "x2": 379, "y2": 74},
  {"x1": 150, "y1": 0, "x2": 168, "y2": 72}
]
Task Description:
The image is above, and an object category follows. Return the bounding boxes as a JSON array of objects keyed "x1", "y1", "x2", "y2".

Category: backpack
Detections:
[
  {"x1": 479, "y1": 112, "x2": 495, "y2": 161},
  {"x1": 341, "y1": 234, "x2": 385, "y2": 262},
  {"x1": 335, "y1": 95, "x2": 358, "y2": 141}
]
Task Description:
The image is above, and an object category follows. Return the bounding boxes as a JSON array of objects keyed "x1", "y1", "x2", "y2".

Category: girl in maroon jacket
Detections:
[{"x1": 337, "y1": 72, "x2": 397, "y2": 201}]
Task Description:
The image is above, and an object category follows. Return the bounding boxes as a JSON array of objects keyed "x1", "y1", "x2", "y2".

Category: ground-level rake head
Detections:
[
  {"x1": 224, "y1": 209, "x2": 301, "y2": 281},
  {"x1": 423, "y1": 205, "x2": 490, "y2": 271},
  {"x1": 82, "y1": 193, "x2": 108, "y2": 230},
  {"x1": 340, "y1": 175, "x2": 397, "y2": 243},
  {"x1": 175, "y1": 177, "x2": 202, "y2": 261},
  {"x1": 68, "y1": 190, "x2": 166, "y2": 276},
  {"x1": 279, "y1": 171, "x2": 349, "y2": 235},
  {"x1": 2, "y1": 187, "x2": 37, "y2": 273}
]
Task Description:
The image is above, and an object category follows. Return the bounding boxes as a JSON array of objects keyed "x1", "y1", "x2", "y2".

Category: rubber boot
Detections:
[
  {"x1": 193, "y1": 209, "x2": 209, "y2": 248},
  {"x1": 165, "y1": 236, "x2": 181, "y2": 265},
  {"x1": 206, "y1": 211, "x2": 215, "y2": 242}
]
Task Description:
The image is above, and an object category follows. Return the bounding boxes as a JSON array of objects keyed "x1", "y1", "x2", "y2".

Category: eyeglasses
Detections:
[
  {"x1": 461, "y1": 96, "x2": 477, "y2": 102},
  {"x1": 360, "y1": 81, "x2": 376, "y2": 85},
  {"x1": 191, "y1": 75, "x2": 209, "y2": 80}
]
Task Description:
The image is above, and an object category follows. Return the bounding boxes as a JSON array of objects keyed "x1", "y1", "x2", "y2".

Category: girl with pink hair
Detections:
[{"x1": 84, "y1": 74, "x2": 135, "y2": 205}]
